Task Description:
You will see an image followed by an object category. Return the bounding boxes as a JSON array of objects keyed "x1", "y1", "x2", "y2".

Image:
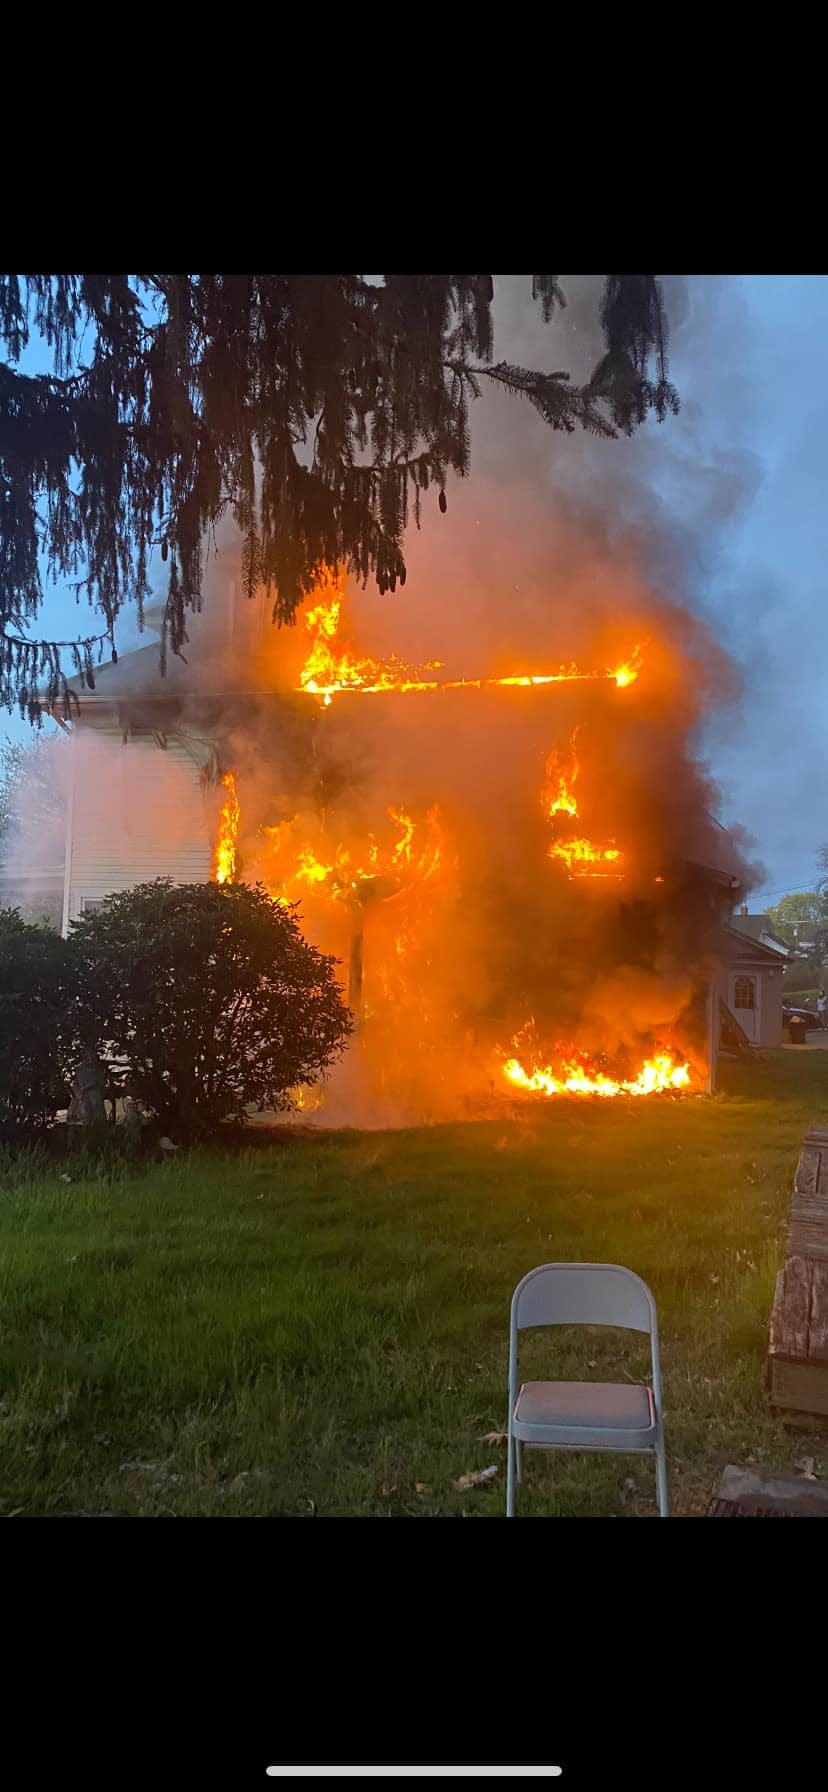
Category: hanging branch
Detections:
[
  {"x1": 0, "y1": 274, "x2": 680, "y2": 723},
  {"x1": 0, "y1": 624, "x2": 117, "y2": 724}
]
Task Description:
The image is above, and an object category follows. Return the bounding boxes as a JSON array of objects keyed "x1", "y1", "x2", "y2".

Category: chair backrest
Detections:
[
  {"x1": 508, "y1": 1262, "x2": 663, "y2": 1430},
  {"x1": 511, "y1": 1262, "x2": 656, "y2": 1336}
]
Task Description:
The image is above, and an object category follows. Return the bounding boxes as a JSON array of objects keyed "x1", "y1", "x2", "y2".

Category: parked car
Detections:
[{"x1": 783, "y1": 1003, "x2": 825, "y2": 1032}]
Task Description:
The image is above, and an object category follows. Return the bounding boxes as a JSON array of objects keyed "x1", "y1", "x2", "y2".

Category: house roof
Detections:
[
  {"x1": 66, "y1": 634, "x2": 194, "y2": 704},
  {"x1": 678, "y1": 815, "x2": 747, "y2": 894},
  {"x1": 720, "y1": 923, "x2": 788, "y2": 967},
  {"x1": 62, "y1": 587, "x2": 246, "y2": 711},
  {"x1": 62, "y1": 608, "x2": 297, "y2": 722},
  {"x1": 686, "y1": 858, "x2": 743, "y2": 891},
  {"x1": 729, "y1": 913, "x2": 791, "y2": 958}
]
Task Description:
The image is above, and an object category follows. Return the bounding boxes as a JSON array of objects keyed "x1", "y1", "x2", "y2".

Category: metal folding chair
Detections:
[{"x1": 506, "y1": 1262, "x2": 669, "y2": 1517}]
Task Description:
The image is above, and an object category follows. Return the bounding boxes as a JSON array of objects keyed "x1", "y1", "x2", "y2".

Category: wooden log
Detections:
[
  {"x1": 794, "y1": 1148, "x2": 821, "y2": 1197},
  {"x1": 769, "y1": 1254, "x2": 828, "y2": 1415},
  {"x1": 769, "y1": 1359, "x2": 828, "y2": 1418},
  {"x1": 769, "y1": 1256, "x2": 812, "y2": 1361},
  {"x1": 768, "y1": 1128, "x2": 828, "y2": 1415},
  {"x1": 787, "y1": 1226, "x2": 828, "y2": 1263},
  {"x1": 809, "y1": 1262, "x2": 828, "y2": 1362},
  {"x1": 786, "y1": 1139, "x2": 828, "y2": 1254},
  {"x1": 787, "y1": 1223, "x2": 828, "y2": 1259}
]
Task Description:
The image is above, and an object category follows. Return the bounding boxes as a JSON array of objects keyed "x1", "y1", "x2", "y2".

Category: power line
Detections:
[{"x1": 760, "y1": 875, "x2": 822, "y2": 894}]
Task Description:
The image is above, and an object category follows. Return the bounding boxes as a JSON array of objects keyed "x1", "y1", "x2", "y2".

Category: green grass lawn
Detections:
[{"x1": 1, "y1": 1049, "x2": 827, "y2": 1517}]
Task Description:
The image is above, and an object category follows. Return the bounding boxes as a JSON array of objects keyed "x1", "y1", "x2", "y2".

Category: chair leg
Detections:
[
  {"x1": 655, "y1": 1437, "x2": 669, "y2": 1517},
  {"x1": 516, "y1": 1440, "x2": 524, "y2": 1486},
  {"x1": 506, "y1": 1432, "x2": 516, "y2": 1517}
]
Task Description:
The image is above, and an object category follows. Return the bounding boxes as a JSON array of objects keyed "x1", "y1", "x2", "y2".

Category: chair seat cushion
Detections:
[{"x1": 514, "y1": 1379, "x2": 655, "y2": 1437}]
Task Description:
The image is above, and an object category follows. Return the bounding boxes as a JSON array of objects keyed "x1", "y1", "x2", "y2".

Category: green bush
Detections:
[
  {"x1": 67, "y1": 880, "x2": 353, "y2": 1139},
  {"x1": 0, "y1": 910, "x2": 73, "y2": 1137}
]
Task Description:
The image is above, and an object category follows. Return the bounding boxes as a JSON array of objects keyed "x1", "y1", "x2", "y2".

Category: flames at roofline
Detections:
[{"x1": 296, "y1": 568, "x2": 643, "y2": 704}]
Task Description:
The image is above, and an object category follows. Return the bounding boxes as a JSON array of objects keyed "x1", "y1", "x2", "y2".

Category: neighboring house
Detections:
[
  {"x1": 58, "y1": 639, "x2": 215, "y2": 933},
  {"x1": 729, "y1": 909, "x2": 792, "y2": 963},
  {"x1": 0, "y1": 864, "x2": 65, "y2": 931},
  {"x1": 56, "y1": 581, "x2": 275, "y2": 934},
  {"x1": 677, "y1": 840, "x2": 787, "y2": 1073},
  {"x1": 682, "y1": 823, "x2": 789, "y2": 1054},
  {"x1": 720, "y1": 910, "x2": 790, "y2": 1048},
  {"x1": 0, "y1": 739, "x2": 68, "y2": 928}
]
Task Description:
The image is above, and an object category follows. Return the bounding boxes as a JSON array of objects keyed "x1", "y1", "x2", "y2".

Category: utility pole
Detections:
[
  {"x1": 705, "y1": 979, "x2": 719, "y2": 1095},
  {"x1": 60, "y1": 734, "x2": 77, "y2": 939}
]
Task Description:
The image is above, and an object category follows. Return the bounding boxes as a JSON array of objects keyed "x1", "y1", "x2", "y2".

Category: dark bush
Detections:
[
  {"x1": 68, "y1": 879, "x2": 353, "y2": 1138},
  {"x1": 0, "y1": 909, "x2": 73, "y2": 1137}
]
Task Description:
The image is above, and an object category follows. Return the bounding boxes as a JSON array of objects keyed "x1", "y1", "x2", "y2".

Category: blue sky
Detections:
[
  {"x1": 693, "y1": 276, "x2": 828, "y2": 905},
  {"x1": 2, "y1": 275, "x2": 826, "y2": 910}
]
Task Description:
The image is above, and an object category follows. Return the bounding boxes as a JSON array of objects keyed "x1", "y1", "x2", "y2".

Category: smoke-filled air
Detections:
[
  {"x1": 3, "y1": 276, "x2": 761, "y2": 1127},
  {"x1": 195, "y1": 277, "x2": 759, "y2": 1125}
]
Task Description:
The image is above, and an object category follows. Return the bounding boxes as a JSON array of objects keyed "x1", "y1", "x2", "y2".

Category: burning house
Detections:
[
  {"x1": 46, "y1": 519, "x2": 757, "y2": 1126},
  {"x1": 19, "y1": 277, "x2": 762, "y2": 1123}
]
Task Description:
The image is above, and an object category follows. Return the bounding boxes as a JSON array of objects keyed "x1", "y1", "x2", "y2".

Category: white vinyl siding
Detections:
[{"x1": 65, "y1": 730, "x2": 213, "y2": 929}]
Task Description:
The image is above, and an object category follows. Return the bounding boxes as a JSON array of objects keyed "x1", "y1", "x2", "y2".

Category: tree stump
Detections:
[{"x1": 66, "y1": 1051, "x2": 107, "y2": 1127}]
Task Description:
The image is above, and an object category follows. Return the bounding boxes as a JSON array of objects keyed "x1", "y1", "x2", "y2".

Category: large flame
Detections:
[
  {"x1": 548, "y1": 838, "x2": 623, "y2": 874},
  {"x1": 213, "y1": 772, "x2": 240, "y2": 884},
  {"x1": 543, "y1": 731, "x2": 581, "y2": 819},
  {"x1": 206, "y1": 564, "x2": 707, "y2": 1123},
  {"x1": 298, "y1": 570, "x2": 440, "y2": 704},
  {"x1": 502, "y1": 1048, "x2": 691, "y2": 1098},
  {"x1": 261, "y1": 805, "x2": 444, "y2": 907},
  {"x1": 543, "y1": 727, "x2": 625, "y2": 879},
  {"x1": 297, "y1": 569, "x2": 642, "y2": 704}
]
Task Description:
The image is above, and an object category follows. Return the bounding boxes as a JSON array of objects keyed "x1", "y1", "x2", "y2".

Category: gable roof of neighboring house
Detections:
[
  {"x1": 74, "y1": 640, "x2": 193, "y2": 704},
  {"x1": 63, "y1": 613, "x2": 197, "y2": 712},
  {"x1": 729, "y1": 913, "x2": 791, "y2": 959},
  {"x1": 720, "y1": 922, "x2": 789, "y2": 967},
  {"x1": 60, "y1": 592, "x2": 296, "y2": 736}
]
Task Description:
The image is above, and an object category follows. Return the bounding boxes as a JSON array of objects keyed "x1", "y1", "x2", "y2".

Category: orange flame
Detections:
[
  {"x1": 612, "y1": 645, "x2": 643, "y2": 688},
  {"x1": 262, "y1": 806, "x2": 443, "y2": 907},
  {"x1": 298, "y1": 568, "x2": 439, "y2": 706},
  {"x1": 543, "y1": 730, "x2": 581, "y2": 819},
  {"x1": 502, "y1": 1048, "x2": 691, "y2": 1098},
  {"x1": 297, "y1": 572, "x2": 643, "y2": 704},
  {"x1": 213, "y1": 772, "x2": 240, "y2": 884},
  {"x1": 548, "y1": 838, "x2": 623, "y2": 873},
  {"x1": 542, "y1": 728, "x2": 624, "y2": 879},
  {"x1": 296, "y1": 846, "x2": 334, "y2": 885}
]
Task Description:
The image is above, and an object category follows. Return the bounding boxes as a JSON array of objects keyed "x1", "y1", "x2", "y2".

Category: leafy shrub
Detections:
[
  {"x1": 68, "y1": 880, "x2": 353, "y2": 1138},
  {"x1": 0, "y1": 910, "x2": 73, "y2": 1136}
]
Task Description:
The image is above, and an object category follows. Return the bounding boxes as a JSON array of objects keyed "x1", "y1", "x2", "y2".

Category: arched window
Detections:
[{"x1": 734, "y1": 975, "x2": 756, "y2": 1010}]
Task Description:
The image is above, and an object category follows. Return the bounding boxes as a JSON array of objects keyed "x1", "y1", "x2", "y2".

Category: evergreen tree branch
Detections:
[{"x1": 0, "y1": 274, "x2": 680, "y2": 722}]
